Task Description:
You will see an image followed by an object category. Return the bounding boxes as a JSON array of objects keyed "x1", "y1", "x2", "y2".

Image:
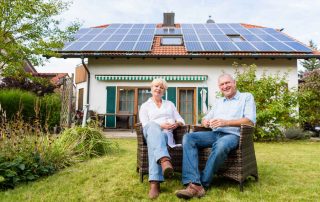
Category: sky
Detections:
[{"x1": 36, "y1": 0, "x2": 320, "y2": 74}]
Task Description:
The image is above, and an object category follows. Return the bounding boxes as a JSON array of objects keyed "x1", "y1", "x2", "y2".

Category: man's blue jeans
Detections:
[
  {"x1": 182, "y1": 130, "x2": 239, "y2": 187},
  {"x1": 143, "y1": 122, "x2": 170, "y2": 182}
]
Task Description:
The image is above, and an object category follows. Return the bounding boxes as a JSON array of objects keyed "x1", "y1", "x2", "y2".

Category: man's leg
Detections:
[
  {"x1": 200, "y1": 133, "x2": 239, "y2": 187},
  {"x1": 143, "y1": 122, "x2": 169, "y2": 182},
  {"x1": 182, "y1": 131, "x2": 218, "y2": 185}
]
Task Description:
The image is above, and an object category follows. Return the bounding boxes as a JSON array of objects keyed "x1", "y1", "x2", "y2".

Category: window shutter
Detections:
[
  {"x1": 106, "y1": 86, "x2": 116, "y2": 128},
  {"x1": 167, "y1": 87, "x2": 177, "y2": 106}
]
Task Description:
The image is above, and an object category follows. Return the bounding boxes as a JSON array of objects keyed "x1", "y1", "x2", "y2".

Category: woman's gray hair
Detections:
[{"x1": 151, "y1": 78, "x2": 168, "y2": 90}]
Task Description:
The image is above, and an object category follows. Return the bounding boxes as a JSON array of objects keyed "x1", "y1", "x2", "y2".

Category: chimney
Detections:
[{"x1": 163, "y1": 12, "x2": 175, "y2": 27}]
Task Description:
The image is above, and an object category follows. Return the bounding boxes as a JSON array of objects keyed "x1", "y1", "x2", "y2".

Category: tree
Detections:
[
  {"x1": 299, "y1": 70, "x2": 320, "y2": 130},
  {"x1": 0, "y1": 0, "x2": 79, "y2": 70},
  {"x1": 299, "y1": 40, "x2": 320, "y2": 77}
]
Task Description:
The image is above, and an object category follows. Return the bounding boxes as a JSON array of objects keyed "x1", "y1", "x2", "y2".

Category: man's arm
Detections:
[{"x1": 209, "y1": 117, "x2": 254, "y2": 128}]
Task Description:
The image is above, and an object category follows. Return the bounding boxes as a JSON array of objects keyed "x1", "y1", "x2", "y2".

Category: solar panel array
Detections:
[{"x1": 62, "y1": 23, "x2": 312, "y2": 53}]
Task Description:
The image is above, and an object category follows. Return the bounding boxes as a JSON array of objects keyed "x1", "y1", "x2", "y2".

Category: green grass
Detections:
[{"x1": 0, "y1": 139, "x2": 319, "y2": 202}]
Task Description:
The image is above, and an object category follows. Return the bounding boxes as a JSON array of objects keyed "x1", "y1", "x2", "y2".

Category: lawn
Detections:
[{"x1": 0, "y1": 139, "x2": 319, "y2": 202}]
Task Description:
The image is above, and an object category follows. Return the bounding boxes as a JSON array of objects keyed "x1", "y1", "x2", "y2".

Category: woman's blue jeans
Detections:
[
  {"x1": 182, "y1": 131, "x2": 239, "y2": 187},
  {"x1": 143, "y1": 122, "x2": 170, "y2": 182}
]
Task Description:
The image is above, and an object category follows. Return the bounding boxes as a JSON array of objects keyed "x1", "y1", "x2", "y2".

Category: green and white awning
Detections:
[{"x1": 95, "y1": 75, "x2": 208, "y2": 81}]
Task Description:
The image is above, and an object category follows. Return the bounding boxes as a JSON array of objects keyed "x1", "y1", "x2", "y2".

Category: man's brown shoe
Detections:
[
  {"x1": 175, "y1": 183, "x2": 206, "y2": 199},
  {"x1": 160, "y1": 157, "x2": 174, "y2": 178},
  {"x1": 148, "y1": 181, "x2": 160, "y2": 199}
]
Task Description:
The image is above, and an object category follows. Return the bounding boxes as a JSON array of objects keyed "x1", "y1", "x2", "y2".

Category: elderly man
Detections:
[{"x1": 175, "y1": 73, "x2": 256, "y2": 199}]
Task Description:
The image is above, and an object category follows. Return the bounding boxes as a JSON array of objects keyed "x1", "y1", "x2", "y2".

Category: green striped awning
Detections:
[{"x1": 95, "y1": 75, "x2": 208, "y2": 81}]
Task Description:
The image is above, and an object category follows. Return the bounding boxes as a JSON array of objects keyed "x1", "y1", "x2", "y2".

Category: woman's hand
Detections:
[{"x1": 160, "y1": 122, "x2": 178, "y2": 130}]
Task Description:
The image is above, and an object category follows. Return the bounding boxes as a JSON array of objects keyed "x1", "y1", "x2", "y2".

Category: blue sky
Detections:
[{"x1": 36, "y1": 0, "x2": 320, "y2": 74}]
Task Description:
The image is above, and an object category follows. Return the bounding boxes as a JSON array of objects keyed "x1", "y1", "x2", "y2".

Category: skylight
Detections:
[
  {"x1": 161, "y1": 37, "x2": 183, "y2": 45},
  {"x1": 227, "y1": 35, "x2": 245, "y2": 42}
]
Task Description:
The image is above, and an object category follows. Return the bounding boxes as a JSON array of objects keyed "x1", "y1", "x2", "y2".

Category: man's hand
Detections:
[
  {"x1": 209, "y1": 119, "x2": 228, "y2": 128},
  {"x1": 202, "y1": 119, "x2": 210, "y2": 128}
]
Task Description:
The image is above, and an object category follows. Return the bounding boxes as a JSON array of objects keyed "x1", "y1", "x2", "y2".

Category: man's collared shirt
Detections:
[{"x1": 204, "y1": 91, "x2": 256, "y2": 136}]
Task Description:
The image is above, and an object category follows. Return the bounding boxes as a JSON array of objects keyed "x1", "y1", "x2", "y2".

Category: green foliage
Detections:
[
  {"x1": 0, "y1": 0, "x2": 80, "y2": 70},
  {"x1": 1, "y1": 66, "x2": 55, "y2": 96},
  {"x1": 0, "y1": 89, "x2": 61, "y2": 130},
  {"x1": 234, "y1": 63, "x2": 298, "y2": 140},
  {"x1": 284, "y1": 127, "x2": 309, "y2": 140},
  {"x1": 299, "y1": 40, "x2": 320, "y2": 75},
  {"x1": 55, "y1": 126, "x2": 119, "y2": 161},
  {"x1": 298, "y1": 70, "x2": 320, "y2": 128}
]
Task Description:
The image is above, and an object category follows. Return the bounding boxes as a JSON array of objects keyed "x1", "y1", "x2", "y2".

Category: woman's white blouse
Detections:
[{"x1": 139, "y1": 98, "x2": 185, "y2": 127}]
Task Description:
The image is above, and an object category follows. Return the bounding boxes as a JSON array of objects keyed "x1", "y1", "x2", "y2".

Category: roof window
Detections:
[
  {"x1": 161, "y1": 37, "x2": 183, "y2": 46},
  {"x1": 227, "y1": 35, "x2": 244, "y2": 42}
]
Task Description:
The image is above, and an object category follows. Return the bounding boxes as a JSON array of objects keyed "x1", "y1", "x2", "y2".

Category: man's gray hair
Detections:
[{"x1": 218, "y1": 73, "x2": 235, "y2": 83}]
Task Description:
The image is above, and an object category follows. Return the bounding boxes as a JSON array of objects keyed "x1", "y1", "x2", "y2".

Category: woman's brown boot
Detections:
[
  {"x1": 160, "y1": 157, "x2": 174, "y2": 178},
  {"x1": 149, "y1": 181, "x2": 160, "y2": 199}
]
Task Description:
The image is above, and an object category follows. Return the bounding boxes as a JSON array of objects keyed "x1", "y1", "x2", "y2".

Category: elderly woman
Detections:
[{"x1": 139, "y1": 78, "x2": 185, "y2": 199}]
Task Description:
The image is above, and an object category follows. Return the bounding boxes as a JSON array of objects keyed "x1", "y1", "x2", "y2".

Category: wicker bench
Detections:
[{"x1": 136, "y1": 123, "x2": 258, "y2": 191}]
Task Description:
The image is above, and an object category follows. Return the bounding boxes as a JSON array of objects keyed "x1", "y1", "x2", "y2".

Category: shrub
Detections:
[
  {"x1": 299, "y1": 70, "x2": 320, "y2": 130},
  {"x1": 0, "y1": 89, "x2": 61, "y2": 130},
  {"x1": 284, "y1": 127, "x2": 308, "y2": 140},
  {"x1": 233, "y1": 63, "x2": 298, "y2": 140},
  {"x1": 54, "y1": 126, "x2": 119, "y2": 161}
]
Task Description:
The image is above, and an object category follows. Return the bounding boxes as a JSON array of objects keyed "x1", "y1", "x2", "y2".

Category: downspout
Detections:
[
  {"x1": 81, "y1": 56, "x2": 90, "y2": 105},
  {"x1": 81, "y1": 56, "x2": 90, "y2": 127}
]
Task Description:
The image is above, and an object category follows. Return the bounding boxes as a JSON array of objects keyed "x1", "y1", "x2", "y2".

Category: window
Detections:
[
  {"x1": 178, "y1": 88, "x2": 196, "y2": 125},
  {"x1": 161, "y1": 37, "x2": 183, "y2": 45},
  {"x1": 227, "y1": 35, "x2": 244, "y2": 42}
]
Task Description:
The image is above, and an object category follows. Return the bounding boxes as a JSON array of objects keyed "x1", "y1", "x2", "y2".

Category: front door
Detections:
[{"x1": 178, "y1": 88, "x2": 196, "y2": 125}]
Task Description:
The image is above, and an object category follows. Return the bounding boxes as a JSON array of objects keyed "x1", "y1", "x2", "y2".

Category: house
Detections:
[{"x1": 57, "y1": 13, "x2": 320, "y2": 129}]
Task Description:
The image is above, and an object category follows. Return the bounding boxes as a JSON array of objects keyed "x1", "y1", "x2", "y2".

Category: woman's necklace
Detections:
[{"x1": 152, "y1": 97, "x2": 162, "y2": 108}]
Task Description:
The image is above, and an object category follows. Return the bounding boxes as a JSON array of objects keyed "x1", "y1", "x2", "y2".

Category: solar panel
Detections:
[
  {"x1": 63, "y1": 42, "x2": 88, "y2": 51},
  {"x1": 216, "y1": 24, "x2": 231, "y2": 29},
  {"x1": 267, "y1": 42, "x2": 294, "y2": 51},
  {"x1": 93, "y1": 34, "x2": 111, "y2": 41},
  {"x1": 108, "y1": 34, "x2": 125, "y2": 41},
  {"x1": 99, "y1": 42, "x2": 119, "y2": 51},
  {"x1": 242, "y1": 35, "x2": 262, "y2": 42},
  {"x1": 221, "y1": 29, "x2": 239, "y2": 35},
  {"x1": 217, "y1": 42, "x2": 239, "y2": 51},
  {"x1": 198, "y1": 35, "x2": 213, "y2": 41},
  {"x1": 132, "y1": 24, "x2": 144, "y2": 29},
  {"x1": 185, "y1": 41, "x2": 203, "y2": 51},
  {"x1": 234, "y1": 42, "x2": 258, "y2": 51},
  {"x1": 201, "y1": 42, "x2": 221, "y2": 51},
  {"x1": 82, "y1": 42, "x2": 102, "y2": 51},
  {"x1": 78, "y1": 35, "x2": 96, "y2": 41},
  {"x1": 193, "y1": 24, "x2": 206, "y2": 29},
  {"x1": 256, "y1": 34, "x2": 279, "y2": 41},
  {"x1": 195, "y1": 29, "x2": 210, "y2": 35},
  {"x1": 212, "y1": 35, "x2": 231, "y2": 41},
  {"x1": 134, "y1": 41, "x2": 152, "y2": 51},
  {"x1": 117, "y1": 42, "x2": 136, "y2": 51},
  {"x1": 250, "y1": 42, "x2": 276, "y2": 51},
  {"x1": 208, "y1": 29, "x2": 224, "y2": 35},
  {"x1": 248, "y1": 28, "x2": 266, "y2": 35},
  {"x1": 61, "y1": 23, "x2": 312, "y2": 53},
  {"x1": 284, "y1": 42, "x2": 312, "y2": 52},
  {"x1": 124, "y1": 35, "x2": 140, "y2": 41},
  {"x1": 182, "y1": 29, "x2": 196, "y2": 34},
  {"x1": 128, "y1": 29, "x2": 142, "y2": 35},
  {"x1": 183, "y1": 34, "x2": 198, "y2": 41},
  {"x1": 270, "y1": 33, "x2": 295, "y2": 41},
  {"x1": 138, "y1": 34, "x2": 154, "y2": 41}
]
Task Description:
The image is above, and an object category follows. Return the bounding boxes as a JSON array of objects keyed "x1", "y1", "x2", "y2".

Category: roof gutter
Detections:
[
  {"x1": 81, "y1": 56, "x2": 90, "y2": 106},
  {"x1": 59, "y1": 53, "x2": 320, "y2": 59}
]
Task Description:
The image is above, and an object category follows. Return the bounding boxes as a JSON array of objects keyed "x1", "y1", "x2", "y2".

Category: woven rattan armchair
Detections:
[
  {"x1": 135, "y1": 123, "x2": 190, "y2": 182},
  {"x1": 193, "y1": 125, "x2": 259, "y2": 191}
]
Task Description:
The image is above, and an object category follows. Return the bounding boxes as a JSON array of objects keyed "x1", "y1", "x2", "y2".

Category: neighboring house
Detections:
[{"x1": 59, "y1": 13, "x2": 320, "y2": 129}]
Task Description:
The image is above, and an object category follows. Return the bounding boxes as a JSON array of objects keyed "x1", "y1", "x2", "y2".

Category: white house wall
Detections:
[{"x1": 86, "y1": 58, "x2": 297, "y2": 114}]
